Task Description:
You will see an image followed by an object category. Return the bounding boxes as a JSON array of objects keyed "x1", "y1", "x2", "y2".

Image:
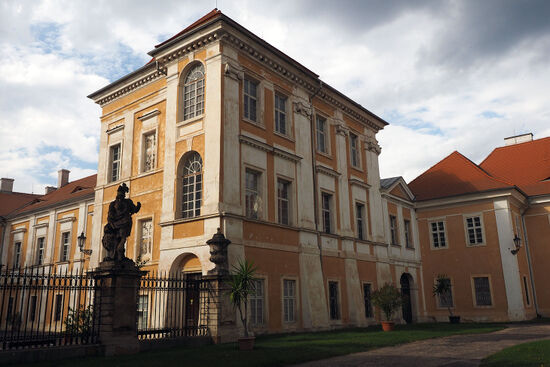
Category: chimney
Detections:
[
  {"x1": 45, "y1": 186, "x2": 57, "y2": 194},
  {"x1": 504, "y1": 133, "x2": 533, "y2": 146},
  {"x1": 57, "y1": 169, "x2": 70, "y2": 188},
  {"x1": 0, "y1": 178, "x2": 14, "y2": 193}
]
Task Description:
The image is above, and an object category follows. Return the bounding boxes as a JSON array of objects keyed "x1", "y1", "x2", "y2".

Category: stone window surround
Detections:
[
  {"x1": 281, "y1": 276, "x2": 299, "y2": 326},
  {"x1": 276, "y1": 174, "x2": 293, "y2": 227},
  {"x1": 320, "y1": 190, "x2": 335, "y2": 234},
  {"x1": 179, "y1": 61, "x2": 206, "y2": 123},
  {"x1": 135, "y1": 215, "x2": 154, "y2": 264},
  {"x1": 59, "y1": 230, "x2": 71, "y2": 263},
  {"x1": 108, "y1": 142, "x2": 123, "y2": 184},
  {"x1": 314, "y1": 112, "x2": 332, "y2": 157},
  {"x1": 138, "y1": 110, "x2": 159, "y2": 175},
  {"x1": 242, "y1": 72, "x2": 264, "y2": 126},
  {"x1": 463, "y1": 213, "x2": 486, "y2": 247},
  {"x1": 273, "y1": 89, "x2": 293, "y2": 140},
  {"x1": 471, "y1": 274, "x2": 494, "y2": 308},
  {"x1": 243, "y1": 164, "x2": 266, "y2": 220}
]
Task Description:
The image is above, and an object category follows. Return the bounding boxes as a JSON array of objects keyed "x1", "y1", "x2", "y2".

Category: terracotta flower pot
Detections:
[
  {"x1": 238, "y1": 336, "x2": 256, "y2": 350},
  {"x1": 381, "y1": 321, "x2": 395, "y2": 332}
]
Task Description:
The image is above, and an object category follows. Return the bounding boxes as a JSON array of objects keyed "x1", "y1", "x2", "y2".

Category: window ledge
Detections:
[
  {"x1": 405, "y1": 246, "x2": 415, "y2": 251},
  {"x1": 177, "y1": 114, "x2": 204, "y2": 127},
  {"x1": 466, "y1": 243, "x2": 487, "y2": 248},
  {"x1": 274, "y1": 131, "x2": 295, "y2": 143},
  {"x1": 316, "y1": 150, "x2": 332, "y2": 159},
  {"x1": 243, "y1": 118, "x2": 265, "y2": 130}
]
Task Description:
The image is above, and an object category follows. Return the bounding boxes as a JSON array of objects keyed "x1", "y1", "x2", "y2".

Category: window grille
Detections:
[
  {"x1": 473, "y1": 277, "x2": 492, "y2": 306},
  {"x1": 181, "y1": 152, "x2": 203, "y2": 218},
  {"x1": 183, "y1": 64, "x2": 205, "y2": 120},
  {"x1": 275, "y1": 94, "x2": 287, "y2": 135},
  {"x1": 283, "y1": 279, "x2": 296, "y2": 323},
  {"x1": 244, "y1": 78, "x2": 258, "y2": 122}
]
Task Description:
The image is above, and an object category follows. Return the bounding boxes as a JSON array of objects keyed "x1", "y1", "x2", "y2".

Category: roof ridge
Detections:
[
  {"x1": 480, "y1": 135, "x2": 550, "y2": 166},
  {"x1": 453, "y1": 150, "x2": 514, "y2": 187},
  {"x1": 409, "y1": 150, "x2": 459, "y2": 185}
]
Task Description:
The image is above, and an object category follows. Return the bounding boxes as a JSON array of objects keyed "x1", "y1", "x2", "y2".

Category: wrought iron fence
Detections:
[
  {"x1": 0, "y1": 266, "x2": 99, "y2": 350},
  {"x1": 138, "y1": 272, "x2": 211, "y2": 340}
]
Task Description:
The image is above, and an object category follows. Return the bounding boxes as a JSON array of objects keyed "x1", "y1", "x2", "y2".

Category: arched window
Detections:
[
  {"x1": 181, "y1": 152, "x2": 203, "y2": 218},
  {"x1": 182, "y1": 64, "x2": 205, "y2": 121}
]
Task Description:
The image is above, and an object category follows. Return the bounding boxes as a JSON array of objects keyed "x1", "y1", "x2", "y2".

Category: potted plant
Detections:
[
  {"x1": 433, "y1": 274, "x2": 460, "y2": 323},
  {"x1": 229, "y1": 259, "x2": 257, "y2": 350},
  {"x1": 371, "y1": 283, "x2": 402, "y2": 331}
]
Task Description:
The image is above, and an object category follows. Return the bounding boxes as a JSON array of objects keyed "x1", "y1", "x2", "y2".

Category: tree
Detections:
[{"x1": 371, "y1": 283, "x2": 402, "y2": 321}]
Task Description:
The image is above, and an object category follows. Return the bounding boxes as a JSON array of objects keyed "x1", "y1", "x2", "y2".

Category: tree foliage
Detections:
[{"x1": 371, "y1": 283, "x2": 402, "y2": 321}]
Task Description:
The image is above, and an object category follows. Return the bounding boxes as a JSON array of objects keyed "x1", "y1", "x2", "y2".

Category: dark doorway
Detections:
[
  {"x1": 400, "y1": 273, "x2": 413, "y2": 324},
  {"x1": 185, "y1": 273, "x2": 201, "y2": 335}
]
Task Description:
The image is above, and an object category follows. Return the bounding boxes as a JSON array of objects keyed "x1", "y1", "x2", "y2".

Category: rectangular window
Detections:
[
  {"x1": 245, "y1": 169, "x2": 261, "y2": 219},
  {"x1": 36, "y1": 237, "x2": 45, "y2": 265},
  {"x1": 138, "y1": 219, "x2": 153, "y2": 261},
  {"x1": 137, "y1": 295, "x2": 148, "y2": 329},
  {"x1": 250, "y1": 279, "x2": 265, "y2": 326},
  {"x1": 13, "y1": 241, "x2": 21, "y2": 268},
  {"x1": 54, "y1": 294, "x2": 63, "y2": 321},
  {"x1": 389, "y1": 215, "x2": 398, "y2": 245},
  {"x1": 283, "y1": 279, "x2": 296, "y2": 323},
  {"x1": 430, "y1": 221, "x2": 447, "y2": 248},
  {"x1": 142, "y1": 131, "x2": 156, "y2": 173},
  {"x1": 466, "y1": 216, "x2": 484, "y2": 245},
  {"x1": 109, "y1": 144, "x2": 121, "y2": 182},
  {"x1": 277, "y1": 179, "x2": 290, "y2": 225},
  {"x1": 316, "y1": 115, "x2": 327, "y2": 153},
  {"x1": 244, "y1": 78, "x2": 258, "y2": 122},
  {"x1": 523, "y1": 276, "x2": 531, "y2": 306},
  {"x1": 473, "y1": 277, "x2": 492, "y2": 306},
  {"x1": 437, "y1": 278, "x2": 454, "y2": 308},
  {"x1": 329, "y1": 281, "x2": 340, "y2": 320},
  {"x1": 350, "y1": 133, "x2": 360, "y2": 168},
  {"x1": 404, "y1": 220, "x2": 412, "y2": 248},
  {"x1": 30, "y1": 296, "x2": 37, "y2": 322},
  {"x1": 321, "y1": 193, "x2": 332, "y2": 234},
  {"x1": 356, "y1": 203, "x2": 365, "y2": 240},
  {"x1": 363, "y1": 283, "x2": 373, "y2": 318},
  {"x1": 60, "y1": 232, "x2": 70, "y2": 262},
  {"x1": 274, "y1": 93, "x2": 287, "y2": 135}
]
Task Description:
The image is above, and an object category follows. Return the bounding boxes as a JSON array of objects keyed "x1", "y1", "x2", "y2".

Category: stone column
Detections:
[{"x1": 92, "y1": 260, "x2": 146, "y2": 356}]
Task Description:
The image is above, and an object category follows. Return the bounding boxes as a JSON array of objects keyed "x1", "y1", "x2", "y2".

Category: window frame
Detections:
[
  {"x1": 108, "y1": 143, "x2": 122, "y2": 183},
  {"x1": 389, "y1": 215, "x2": 399, "y2": 246},
  {"x1": 243, "y1": 76, "x2": 260, "y2": 124},
  {"x1": 355, "y1": 202, "x2": 366, "y2": 240},
  {"x1": 471, "y1": 275, "x2": 494, "y2": 308},
  {"x1": 282, "y1": 278, "x2": 297, "y2": 324},
  {"x1": 13, "y1": 241, "x2": 22, "y2": 268},
  {"x1": 36, "y1": 236, "x2": 45, "y2": 265},
  {"x1": 349, "y1": 132, "x2": 361, "y2": 169},
  {"x1": 363, "y1": 282, "x2": 374, "y2": 319},
  {"x1": 179, "y1": 152, "x2": 203, "y2": 219},
  {"x1": 245, "y1": 167, "x2": 263, "y2": 220},
  {"x1": 250, "y1": 277, "x2": 266, "y2": 327},
  {"x1": 404, "y1": 219, "x2": 413, "y2": 249},
  {"x1": 137, "y1": 294, "x2": 149, "y2": 330},
  {"x1": 60, "y1": 231, "x2": 71, "y2": 262},
  {"x1": 464, "y1": 214, "x2": 486, "y2": 247},
  {"x1": 54, "y1": 294, "x2": 63, "y2": 321},
  {"x1": 429, "y1": 219, "x2": 448, "y2": 250},
  {"x1": 274, "y1": 92, "x2": 289, "y2": 137},
  {"x1": 328, "y1": 280, "x2": 341, "y2": 321},
  {"x1": 140, "y1": 128, "x2": 158, "y2": 174},
  {"x1": 321, "y1": 191, "x2": 333, "y2": 234},
  {"x1": 315, "y1": 114, "x2": 330, "y2": 155},
  {"x1": 277, "y1": 177, "x2": 291, "y2": 226},
  {"x1": 181, "y1": 63, "x2": 205, "y2": 122},
  {"x1": 136, "y1": 217, "x2": 153, "y2": 263}
]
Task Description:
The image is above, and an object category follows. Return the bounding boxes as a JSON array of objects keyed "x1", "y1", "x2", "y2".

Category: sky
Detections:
[{"x1": 1, "y1": 0, "x2": 550, "y2": 194}]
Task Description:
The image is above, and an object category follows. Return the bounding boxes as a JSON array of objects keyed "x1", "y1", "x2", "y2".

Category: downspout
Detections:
[
  {"x1": 520, "y1": 207, "x2": 540, "y2": 317},
  {"x1": 308, "y1": 81, "x2": 324, "y2": 273},
  {"x1": 0, "y1": 217, "x2": 6, "y2": 270}
]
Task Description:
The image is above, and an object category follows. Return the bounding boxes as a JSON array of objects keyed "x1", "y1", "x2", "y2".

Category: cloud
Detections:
[{"x1": 1, "y1": 0, "x2": 549, "y2": 192}]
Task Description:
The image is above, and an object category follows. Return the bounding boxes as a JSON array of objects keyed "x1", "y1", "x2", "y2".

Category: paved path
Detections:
[{"x1": 294, "y1": 324, "x2": 550, "y2": 367}]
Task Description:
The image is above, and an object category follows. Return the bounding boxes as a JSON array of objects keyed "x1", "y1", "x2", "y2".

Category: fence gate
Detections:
[
  {"x1": 0, "y1": 267, "x2": 99, "y2": 351},
  {"x1": 137, "y1": 272, "x2": 211, "y2": 340}
]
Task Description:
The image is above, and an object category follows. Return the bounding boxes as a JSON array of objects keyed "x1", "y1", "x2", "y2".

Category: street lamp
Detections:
[
  {"x1": 510, "y1": 235, "x2": 521, "y2": 255},
  {"x1": 78, "y1": 231, "x2": 92, "y2": 256}
]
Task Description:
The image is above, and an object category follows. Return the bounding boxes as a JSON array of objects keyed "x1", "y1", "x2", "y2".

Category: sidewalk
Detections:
[{"x1": 294, "y1": 324, "x2": 550, "y2": 367}]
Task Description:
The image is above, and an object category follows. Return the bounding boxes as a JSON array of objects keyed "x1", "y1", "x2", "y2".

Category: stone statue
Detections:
[{"x1": 102, "y1": 183, "x2": 141, "y2": 262}]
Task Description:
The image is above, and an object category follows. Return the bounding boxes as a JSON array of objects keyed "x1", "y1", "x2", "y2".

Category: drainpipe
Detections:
[
  {"x1": 308, "y1": 81, "x2": 324, "y2": 272},
  {"x1": 520, "y1": 207, "x2": 540, "y2": 317},
  {"x1": 0, "y1": 217, "x2": 6, "y2": 270}
]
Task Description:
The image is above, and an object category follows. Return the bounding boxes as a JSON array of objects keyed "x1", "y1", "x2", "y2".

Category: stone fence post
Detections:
[{"x1": 92, "y1": 259, "x2": 146, "y2": 356}]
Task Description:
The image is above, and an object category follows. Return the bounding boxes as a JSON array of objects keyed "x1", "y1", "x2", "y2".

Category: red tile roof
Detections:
[
  {"x1": 409, "y1": 151, "x2": 513, "y2": 201},
  {"x1": 480, "y1": 136, "x2": 550, "y2": 196},
  {"x1": 155, "y1": 9, "x2": 222, "y2": 48},
  {"x1": 9, "y1": 174, "x2": 96, "y2": 217},
  {"x1": 0, "y1": 192, "x2": 41, "y2": 218}
]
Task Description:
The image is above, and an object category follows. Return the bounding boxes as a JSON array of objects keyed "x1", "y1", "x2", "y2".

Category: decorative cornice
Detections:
[
  {"x1": 155, "y1": 32, "x2": 222, "y2": 67},
  {"x1": 57, "y1": 216, "x2": 76, "y2": 224},
  {"x1": 316, "y1": 164, "x2": 341, "y2": 178},
  {"x1": 96, "y1": 69, "x2": 166, "y2": 107},
  {"x1": 364, "y1": 136, "x2": 381, "y2": 155},
  {"x1": 349, "y1": 178, "x2": 371, "y2": 190},
  {"x1": 106, "y1": 124, "x2": 124, "y2": 134},
  {"x1": 138, "y1": 109, "x2": 160, "y2": 120},
  {"x1": 223, "y1": 61, "x2": 243, "y2": 81},
  {"x1": 33, "y1": 222, "x2": 49, "y2": 229},
  {"x1": 335, "y1": 123, "x2": 349, "y2": 137},
  {"x1": 11, "y1": 227, "x2": 27, "y2": 234},
  {"x1": 239, "y1": 135, "x2": 302, "y2": 162},
  {"x1": 293, "y1": 101, "x2": 312, "y2": 118}
]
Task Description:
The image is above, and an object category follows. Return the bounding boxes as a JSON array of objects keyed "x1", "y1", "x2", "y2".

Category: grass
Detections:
[
  {"x1": 481, "y1": 339, "x2": 550, "y2": 367},
  {"x1": 19, "y1": 323, "x2": 504, "y2": 367}
]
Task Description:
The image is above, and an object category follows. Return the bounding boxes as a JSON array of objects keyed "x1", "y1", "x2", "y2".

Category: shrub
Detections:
[{"x1": 371, "y1": 283, "x2": 402, "y2": 321}]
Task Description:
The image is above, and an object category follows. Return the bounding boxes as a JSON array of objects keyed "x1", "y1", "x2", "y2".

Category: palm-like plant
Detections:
[{"x1": 229, "y1": 259, "x2": 257, "y2": 338}]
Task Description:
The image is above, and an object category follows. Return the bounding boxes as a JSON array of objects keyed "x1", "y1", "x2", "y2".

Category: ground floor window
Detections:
[
  {"x1": 137, "y1": 295, "x2": 148, "y2": 329},
  {"x1": 363, "y1": 283, "x2": 373, "y2": 318},
  {"x1": 283, "y1": 279, "x2": 296, "y2": 323},
  {"x1": 473, "y1": 277, "x2": 492, "y2": 306},
  {"x1": 250, "y1": 279, "x2": 265, "y2": 325},
  {"x1": 329, "y1": 281, "x2": 340, "y2": 320}
]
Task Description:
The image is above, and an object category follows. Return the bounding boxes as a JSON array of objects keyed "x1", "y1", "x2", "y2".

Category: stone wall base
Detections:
[{"x1": 0, "y1": 344, "x2": 102, "y2": 366}]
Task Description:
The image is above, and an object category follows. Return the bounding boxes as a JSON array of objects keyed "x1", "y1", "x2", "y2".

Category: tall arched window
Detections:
[
  {"x1": 181, "y1": 152, "x2": 203, "y2": 218},
  {"x1": 182, "y1": 64, "x2": 205, "y2": 121}
]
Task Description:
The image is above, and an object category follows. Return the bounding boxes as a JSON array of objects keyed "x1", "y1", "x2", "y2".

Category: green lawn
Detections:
[
  {"x1": 20, "y1": 323, "x2": 504, "y2": 367},
  {"x1": 481, "y1": 339, "x2": 550, "y2": 367}
]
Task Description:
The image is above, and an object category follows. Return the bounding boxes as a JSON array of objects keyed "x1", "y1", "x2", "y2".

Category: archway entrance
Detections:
[
  {"x1": 400, "y1": 273, "x2": 413, "y2": 324},
  {"x1": 170, "y1": 254, "x2": 203, "y2": 334}
]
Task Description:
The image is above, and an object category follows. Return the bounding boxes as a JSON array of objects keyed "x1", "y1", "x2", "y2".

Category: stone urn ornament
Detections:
[{"x1": 207, "y1": 228, "x2": 231, "y2": 276}]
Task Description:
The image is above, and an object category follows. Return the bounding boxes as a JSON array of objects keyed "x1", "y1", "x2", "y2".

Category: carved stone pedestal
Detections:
[
  {"x1": 92, "y1": 259, "x2": 146, "y2": 356},
  {"x1": 202, "y1": 274, "x2": 238, "y2": 343}
]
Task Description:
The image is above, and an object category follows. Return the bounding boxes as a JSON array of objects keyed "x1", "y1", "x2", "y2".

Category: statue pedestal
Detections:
[
  {"x1": 92, "y1": 259, "x2": 147, "y2": 356},
  {"x1": 202, "y1": 274, "x2": 239, "y2": 343}
]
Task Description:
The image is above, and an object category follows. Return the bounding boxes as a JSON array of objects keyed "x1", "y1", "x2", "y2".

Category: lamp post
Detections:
[
  {"x1": 510, "y1": 234, "x2": 521, "y2": 255},
  {"x1": 78, "y1": 231, "x2": 92, "y2": 256}
]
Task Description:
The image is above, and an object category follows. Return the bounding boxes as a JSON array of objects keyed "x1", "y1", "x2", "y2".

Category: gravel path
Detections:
[{"x1": 293, "y1": 324, "x2": 550, "y2": 367}]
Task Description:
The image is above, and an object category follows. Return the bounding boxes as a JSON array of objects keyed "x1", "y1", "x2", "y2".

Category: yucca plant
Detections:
[
  {"x1": 228, "y1": 259, "x2": 257, "y2": 338},
  {"x1": 433, "y1": 274, "x2": 453, "y2": 316}
]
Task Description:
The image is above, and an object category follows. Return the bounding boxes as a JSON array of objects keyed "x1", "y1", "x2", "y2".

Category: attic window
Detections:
[
  {"x1": 71, "y1": 186, "x2": 88, "y2": 193},
  {"x1": 543, "y1": 177, "x2": 550, "y2": 182}
]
